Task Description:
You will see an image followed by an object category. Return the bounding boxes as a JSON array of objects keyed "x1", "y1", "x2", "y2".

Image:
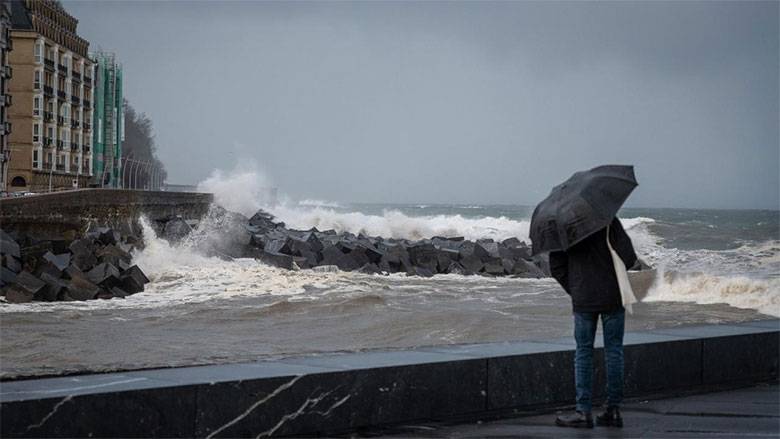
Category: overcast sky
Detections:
[{"x1": 67, "y1": 0, "x2": 778, "y2": 209}]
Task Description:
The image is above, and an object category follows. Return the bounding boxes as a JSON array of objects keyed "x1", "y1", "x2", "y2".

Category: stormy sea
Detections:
[{"x1": 1, "y1": 186, "x2": 778, "y2": 379}]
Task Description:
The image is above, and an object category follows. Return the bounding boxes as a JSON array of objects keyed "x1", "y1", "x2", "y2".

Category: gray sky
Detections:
[{"x1": 67, "y1": 0, "x2": 779, "y2": 209}]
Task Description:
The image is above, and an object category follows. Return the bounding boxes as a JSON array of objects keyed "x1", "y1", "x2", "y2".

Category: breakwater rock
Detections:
[
  {"x1": 0, "y1": 227, "x2": 150, "y2": 304},
  {"x1": 174, "y1": 208, "x2": 549, "y2": 278}
]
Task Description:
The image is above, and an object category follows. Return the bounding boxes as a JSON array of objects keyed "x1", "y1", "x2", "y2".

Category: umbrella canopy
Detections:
[{"x1": 530, "y1": 165, "x2": 637, "y2": 255}]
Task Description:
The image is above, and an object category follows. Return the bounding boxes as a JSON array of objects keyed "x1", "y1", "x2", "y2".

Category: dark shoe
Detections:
[
  {"x1": 555, "y1": 411, "x2": 594, "y2": 428},
  {"x1": 596, "y1": 406, "x2": 623, "y2": 427}
]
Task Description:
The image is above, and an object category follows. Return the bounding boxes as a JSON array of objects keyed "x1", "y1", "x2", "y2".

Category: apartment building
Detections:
[
  {"x1": 0, "y1": 0, "x2": 11, "y2": 192},
  {"x1": 6, "y1": 0, "x2": 93, "y2": 192}
]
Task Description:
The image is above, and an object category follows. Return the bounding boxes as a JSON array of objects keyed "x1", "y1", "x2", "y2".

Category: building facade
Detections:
[
  {"x1": 6, "y1": 0, "x2": 93, "y2": 192},
  {"x1": 0, "y1": 0, "x2": 12, "y2": 193},
  {"x1": 91, "y1": 52, "x2": 122, "y2": 187}
]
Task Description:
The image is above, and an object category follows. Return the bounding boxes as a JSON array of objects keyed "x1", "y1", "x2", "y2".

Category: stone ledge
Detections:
[{"x1": 0, "y1": 319, "x2": 777, "y2": 437}]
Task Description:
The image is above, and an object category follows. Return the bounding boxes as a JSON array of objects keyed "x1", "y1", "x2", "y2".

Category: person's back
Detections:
[{"x1": 549, "y1": 217, "x2": 637, "y2": 429}]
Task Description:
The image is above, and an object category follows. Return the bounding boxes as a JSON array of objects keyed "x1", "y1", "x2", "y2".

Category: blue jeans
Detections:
[{"x1": 574, "y1": 309, "x2": 625, "y2": 414}]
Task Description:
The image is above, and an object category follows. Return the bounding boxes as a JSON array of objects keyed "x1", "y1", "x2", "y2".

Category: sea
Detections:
[{"x1": 0, "y1": 199, "x2": 778, "y2": 379}]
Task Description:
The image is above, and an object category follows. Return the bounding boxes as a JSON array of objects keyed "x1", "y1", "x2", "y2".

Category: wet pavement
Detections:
[{"x1": 366, "y1": 383, "x2": 780, "y2": 438}]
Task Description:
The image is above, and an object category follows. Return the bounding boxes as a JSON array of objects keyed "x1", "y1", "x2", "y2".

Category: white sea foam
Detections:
[
  {"x1": 297, "y1": 199, "x2": 343, "y2": 208},
  {"x1": 196, "y1": 163, "x2": 274, "y2": 217},
  {"x1": 645, "y1": 270, "x2": 780, "y2": 317},
  {"x1": 269, "y1": 205, "x2": 531, "y2": 242}
]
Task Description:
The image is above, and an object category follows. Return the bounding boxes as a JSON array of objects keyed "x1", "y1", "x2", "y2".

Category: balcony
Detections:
[
  {"x1": 57, "y1": 115, "x2": 64, "y2": 125},
  {"x1": 71, "y1": 95, "x2": 80, "y2": 106},
  {"x1": 57, "y1": 140, "x2": 64, "y2": 150},
  {"x1": 44, "y1": 59, "x2": 54, "y2": 70},
  {"x1": 83, "y1": 99, "x2": 91, "y2": 110},
  {"x1": 71, "y1": 120, "x2": 80, "y2": 129},
  {"x1": 56, "y1": 163, "x2": 65, "y2": 171},
  {"x1": 83, "y1": 122, "x2": 91, "y2": 131},
  {"x1": 84, "y1": 75, "x2": 92, "y2": 83},
  {"x1": 44, "y1": 111, "x2": 53, "y2": 122},
  {"x1": 58, "y1": 63, "x2": 67, "y2": 72},
  {"x1": 70, "y1": 142, "x2": 79, "y2": 151},
  {"x1": 44, "y1": 138, "x2": 53, "y2": 148},
  {"x1": 33, "y1": 108, "x2": 41, "y2": 118},
  {"x1": 44, "y1": 85, "x2": 53, "y2": 97},
  {"x1": 42, "y1": 163, "x2": 52, "y2": 170},
  {"x1": 72, "y1": 72, "x2": 81, "y2": 82},
  {"x1": 84, "y1": 145, "x2": 91, "y2": 153},
  {"x1": 57, "y1": 90, "x2": 66, "y2": 100},
  {"x1": 3, "y1": 122, "x2": 10, "y2": 135},
  {"x1": 33, "y1": 135, "x2": 40, "y2": 144},
  {"x1": 2, "y1": 65, "x2": 10, "y2": 78}
]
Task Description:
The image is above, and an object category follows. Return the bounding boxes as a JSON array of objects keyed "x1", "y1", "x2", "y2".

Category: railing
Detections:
[
  {"x1": 3, "y1": 95, "x2": 10, "y2": 105},
  {"x1": 56, "y1": 163, "x2": 65, "y2": 171},
  {"x1": 72, "y1": 72, "x2": 81, "y2": 82},
  {"x1": 3, "y1": 122, "x2": 10, "y2": 134},
  {"x1": 33, "y1": 82, "x2": 41, "y2": 91},
  {"x1": 57, "y1": 90, "x2": 66, "y2": 100},
  {"x1": 33, "y1": 135, "x2": 40, "y2": 143},
  {"x1": 44, "y1": 59, "x2": 54, "y2": 69},
  {"x1": 83, "y1": 99, "x2": 91, "y2": 109},
  {"x1": 84, "y1": 145, "x2": 91, "y2": 153},
  {"x1": 42, "y1": 163, "x2": 52, "y2": 170},
  {"x1": 44, "y1": 137, "x2": 53, "y2": 147},
  {"x1": 58, "y1": 64, "x2": 67, "y2": 73},
  {"x1": 71, "y1": 121, "x2": 80, "y2": 129},
  {"x1": 44, "y1": 111, "x2": 53, "y2": 122},
  {"x1": 84, "y1": 75, "x2": 92, "y2": 83},
  {"x1": 57, "y1": 140, "x2": 64, "y2": 150},
  {"x1": 70, "y1": 95, "x2": 80, "y2": 106},
  {"x1": 83, "y1": 122, "x2": 91, "y2": 131},
  {"x1": 57, "y1": 115, "x2": 64, "y2": 125},
  {"x1": 2, "y1": 65, "x2": 11, "y2": 78},
  {"x1": 70, "y1": 142, "x2": 79, "y2": 151},
  {"x1": 43, "y1": 85, "x2": 53, "y2": 96}
]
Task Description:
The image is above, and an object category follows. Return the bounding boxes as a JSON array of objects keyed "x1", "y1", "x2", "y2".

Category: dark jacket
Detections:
[{"x1": 549, "y1": 217, "x2": 638, "y2": 313}]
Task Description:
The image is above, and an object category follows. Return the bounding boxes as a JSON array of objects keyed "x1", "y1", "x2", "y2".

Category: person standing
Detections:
[{"x1": 549, "y1": 216, "x2": 637, "y2": 429}]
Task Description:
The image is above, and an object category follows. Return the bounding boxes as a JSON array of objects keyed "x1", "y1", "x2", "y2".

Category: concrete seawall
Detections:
[
  {"x1": 0, "y1": 189, "x2": 213, "y2": 239},
  {"x1": 1, "y1": 319, "x2": 777, "y2": 437}
]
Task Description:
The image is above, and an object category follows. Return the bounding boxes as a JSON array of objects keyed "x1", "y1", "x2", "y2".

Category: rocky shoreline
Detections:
[
  {"x1": 162, "y1": 207, "x2": 549, "y2": 278},
  {"x1": 1, "y1": 206, "x2": 551, "y2": 304},
  {"x1": 0, "y1": 227, "x2": 150, "y2": 303}
]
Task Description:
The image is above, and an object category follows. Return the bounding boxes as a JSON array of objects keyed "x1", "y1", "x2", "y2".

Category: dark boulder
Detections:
[
  {"x1": 474, "y1": 242, "x2": 500, "y2": 261},
  {"x1": 110, "y1": 287, "x2": 129, "y2": 298},
  {"x1": 37, "y1": 272, "x2": 65, "y2": 301},
  {"x1": 63, "y1": 272, "x2": 101, "y2": 300},
  {"x1": 259, "y1": 251, "x2": 296, "y2": 270},
  {"x1": 357, "y1": 263, "x2": 381, "y2": 274},
  {"x1": 320, "y1": 245, "x2": 361, "y2": 271},
  {"x1": 460, "y1": 254, "x2": 484, "y2": 273},
  {"x1": 264, "y1": 237, "x2": 294, "y2": 255},
  {"x1": 2, "y1": 254, "x2": 22, "y2": 273},
  {"x1": 513, "y1": 259, "x2": 546, "y2": 278},
  {"x1": 96, "y1": 245, "x2": 132, "y2": 267},
  {"x1": 5, "y1": 285, "x2": 34, "y2": 303},
  {"x1": 163, "y1": 218, "x2": 190, "y2": 242},
  {"x1": 119, "y1": 265, "x2": 150, "y2": 294},
  {"x1": 1, "y1": 266, "x2": 17, "y2": 286},
  {"x1": 445, "y1": 261, "x2": 467, "y2": 275},
  {"x1": 408, "y1": 243, "x2": 439, "y2": 272},
  {"x1": 10, "y1": 271, "x2": 46, "y2": 298},
  {"x1": 42, "y1": 252, "x2": 71, "y2": 272},
  {"x1": 87, "y1": 262, "x2": 122, "y2": 289},
  {"x1": 436, "y1": 248, "x2": 460, "y2": 273},
  {"x1": 0, "y1": 232, "x2": 21, "y2": 259},
  {"x1": 410, "y1": 266, "x2": 435, "y2": 277},
  {"x1": 482, "y1": 260, "x2": 505, "y2": 275},
  {"x1": 69, "y1": 239, "x2": 98, "y2": 271}
]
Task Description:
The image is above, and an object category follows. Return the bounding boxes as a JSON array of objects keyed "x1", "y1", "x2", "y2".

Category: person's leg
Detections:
[
  {"x1": 597, "y1": 308, "x2": 625, "y2": 427},
  {"x1": 557, "y1": 312, "x2": 597, "y2": 428},
  {"x1": 574, "y1": 311, "x2": 598, "y2": 414}
]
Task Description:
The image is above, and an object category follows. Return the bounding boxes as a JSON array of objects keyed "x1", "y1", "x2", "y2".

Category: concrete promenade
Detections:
[{"x1": 371, "y1": 383, "x2": 780, "y2": 438}]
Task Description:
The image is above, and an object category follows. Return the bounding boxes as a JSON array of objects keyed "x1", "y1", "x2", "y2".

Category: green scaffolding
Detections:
[{"x1": 91, "y1": 53, "x2": 123, "y2": 187}]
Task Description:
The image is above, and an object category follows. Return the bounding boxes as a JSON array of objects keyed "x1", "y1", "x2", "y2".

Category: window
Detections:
[
  {"x1": 33, "y1": 123, "x2": 40, "y2": 143},
  {"x1": 10, "y1": 176, "x2": 26, "y2": 187},
  {"x1": 34, "y1": 42, "x2": 43, "y2": 63},
  {"x1": 33, "y1": 150, "x2": 39, "y2": 168},
  {"x1": 34, "y1": 70, "x2": 41, "y2": 89},
  {"x1": 47, "y1": 153, "x2": 52, "y2": 164},
  {"x1": 33, "y1": 96, "x2": 41, "y2": 116},
  {"x1": 47, "y1": 126, "x2": 54, "y2": 139}
]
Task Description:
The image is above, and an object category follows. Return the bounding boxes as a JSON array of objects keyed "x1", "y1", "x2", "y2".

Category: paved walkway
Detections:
[{"x1": 366, "y1": 383, "x2": 779, "y2": 438}]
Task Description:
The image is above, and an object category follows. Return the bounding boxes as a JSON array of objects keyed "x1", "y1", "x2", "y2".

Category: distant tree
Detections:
[{"x1": 122, "y1": 100, "x2": 167, "y2": 189}]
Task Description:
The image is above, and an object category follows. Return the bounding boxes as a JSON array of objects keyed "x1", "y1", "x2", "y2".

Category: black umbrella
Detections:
[{"x1": 530, "y1": 165, "x2": 637, "y2": 255}]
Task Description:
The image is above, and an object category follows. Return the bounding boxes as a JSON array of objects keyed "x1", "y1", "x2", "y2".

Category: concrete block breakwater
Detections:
[{"x1": 1, "y1": 320, "x2": 777, "y2": 437}]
